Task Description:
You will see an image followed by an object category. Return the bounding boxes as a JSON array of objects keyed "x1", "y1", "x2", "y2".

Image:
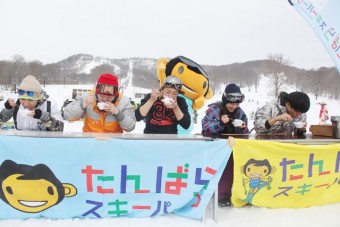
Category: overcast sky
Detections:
[{"x1": 0, "y1": 0, "x2": 335, "y2": 69}]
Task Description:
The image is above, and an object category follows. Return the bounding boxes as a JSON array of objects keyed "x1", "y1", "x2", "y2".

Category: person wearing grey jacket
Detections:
[
  {"x1": 254, "y1": 91, "x2": 310, "y2": 135},
  {"x1": 63, "y1": 73, "x2": 136, "y2": 133},
  {"x1": 0, "y1": 75, "x2": 64, "y2": 131}
]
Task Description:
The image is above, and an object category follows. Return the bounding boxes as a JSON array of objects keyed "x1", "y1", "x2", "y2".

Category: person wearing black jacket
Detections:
[{"x1": 135, "y1": 76, "x2": 190, "y2": 134}]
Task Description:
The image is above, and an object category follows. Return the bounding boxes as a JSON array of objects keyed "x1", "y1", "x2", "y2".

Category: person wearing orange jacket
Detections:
[{"x1": 63, "y1": 73, "x2": 136, "y2": 133}]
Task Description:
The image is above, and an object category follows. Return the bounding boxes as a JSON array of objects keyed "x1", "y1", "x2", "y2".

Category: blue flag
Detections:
[{"x1": 289, "y1": 0, "x2": 340, "y2": 72}]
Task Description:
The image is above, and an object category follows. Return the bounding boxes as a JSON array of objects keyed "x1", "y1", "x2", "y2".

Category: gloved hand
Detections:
[
  {"x1": 5, "y1": 98, "x2": 16, "y2": 109},
  {"x1": 32, "y1": 109, "x2": 42, "y2": 119}
]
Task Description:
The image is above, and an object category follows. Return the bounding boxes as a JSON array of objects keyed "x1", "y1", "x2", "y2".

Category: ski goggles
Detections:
[
  {"x1": 18, "y1": 89, "x2": 37, "y2": 97},
  {"x1": 224, "y1": 92, "x2": 245, "y2": 103},
  {"x1": 96, "y1": 84, "x2": 118, "y2": 96},
  {"x1": 178, "y1": 56, "x2": 208, "y2": 79},
  {"x1": 163, "y1": 82, "x2": 182, "y2": 90},
  {"x1": 18, "y1": 89, "x2": 41, "y2": 100}
]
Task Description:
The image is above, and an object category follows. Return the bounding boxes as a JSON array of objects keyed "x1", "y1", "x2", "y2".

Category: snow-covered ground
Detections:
[{"x1": 1, "y1": 79, "x2": 340, "y2": 226}]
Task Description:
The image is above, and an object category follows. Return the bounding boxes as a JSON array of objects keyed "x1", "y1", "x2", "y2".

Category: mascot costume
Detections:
[{"x1": 157, "y1": 56, "x2": 213, "y2": 134}]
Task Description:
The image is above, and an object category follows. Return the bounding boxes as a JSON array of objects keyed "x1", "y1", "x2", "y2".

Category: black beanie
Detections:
[{"x1": 222, "y1": 84, "x2": 242, "y2": 104}]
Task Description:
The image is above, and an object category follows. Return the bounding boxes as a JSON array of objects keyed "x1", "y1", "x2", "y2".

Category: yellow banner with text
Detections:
[{"x1": 232, "y1": 139, "x2": 340, "y2": 208}]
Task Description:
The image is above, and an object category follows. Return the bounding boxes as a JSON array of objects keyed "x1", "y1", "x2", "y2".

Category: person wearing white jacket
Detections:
[
  {"x1": 254, "y1": 91, "x2": 310, "y2": 135},
  {"x1": 0, "y1": 75, "x2": 64, "y2": 131}
]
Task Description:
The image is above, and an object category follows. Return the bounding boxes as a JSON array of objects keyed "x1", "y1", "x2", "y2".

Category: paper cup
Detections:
[
  {"x1": 97, "y1": 102, "x2": 105, "y2": 110},
  {"x1": 19, "y1": 109, "x2": 31, "y2": 117}
]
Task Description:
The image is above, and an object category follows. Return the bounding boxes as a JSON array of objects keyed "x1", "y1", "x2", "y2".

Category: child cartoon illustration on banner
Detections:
[
  {"x1": 157, "y1": 56, "x2": 213, "y2": 134},
  {"x1": 241, "y1": 159, "x2": 275, "y2": 204}
]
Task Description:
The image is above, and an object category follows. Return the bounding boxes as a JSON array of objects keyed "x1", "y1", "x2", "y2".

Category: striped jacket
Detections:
[{"x1": 201, "y1": 101, "x2": 249, "y2": 135}]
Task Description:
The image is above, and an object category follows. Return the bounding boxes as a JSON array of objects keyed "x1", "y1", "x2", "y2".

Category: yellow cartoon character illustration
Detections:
[
  {"x1": 241, "y1": 159, "x2": 276, "y2": 204},
  {"x1": 157, "y1": 56, "x2": 213, "y2": 110},
  {"x1": 0, "y1": 160, "x2": 77, "y2": 213}
]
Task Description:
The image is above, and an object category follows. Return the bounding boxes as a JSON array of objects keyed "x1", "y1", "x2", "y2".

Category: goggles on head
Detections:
[
  {"x1": 178, "y1": 56, "x2": 209, "y2": 79},
  {"x1": 224, "y1": 92, "x2": 245, "y2": 103},
  {"x1": 163, "y1": 82, "x2": 182, "y2": 90},
  {"x1": 96, "y1": 84, "x2": 118, "y2": 96},
  {"x1": 18, "y1": 89, "x2": 37, "y2": 97}
]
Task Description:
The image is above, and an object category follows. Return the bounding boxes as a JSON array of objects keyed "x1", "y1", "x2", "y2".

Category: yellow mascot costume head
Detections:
[{"x1": 157, "y1": 56, "x2": 213, "y2": 110}]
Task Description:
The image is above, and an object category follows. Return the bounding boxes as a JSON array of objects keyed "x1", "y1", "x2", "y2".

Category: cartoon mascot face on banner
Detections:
[
  {"x1": 0, "y1": 160, "x2": 77, "y2": 213},
  {"x1": 157, "y1": 56, "x2": 213, "y2": 110}
]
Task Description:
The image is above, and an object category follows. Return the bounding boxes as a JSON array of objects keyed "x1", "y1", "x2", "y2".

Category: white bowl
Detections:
[
  {"x1": 232, "y1": 119, "x2": 243, "y2": 127},
  {"x1": 294, "y1": 122, "x2": 305, "y2": 128},
  {"x1": 162, "y1": 96, "x2": 174, "y2": 105},
  {"x1": 20, "y1": 109, "x2": 31, "y2": 117},
  {"x1": 97, "y1": 102, "x2": 105, "y2": 110}
]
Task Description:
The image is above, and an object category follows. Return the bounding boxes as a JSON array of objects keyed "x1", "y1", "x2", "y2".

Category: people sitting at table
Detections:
[
  {"x1": 201, "y1": 83, "x2": 249, "y2": 207},
  {"x1": 135, "y1": 76, "x2": 190, "y2": 134},
  {"x1": 63, "y1": 73, "x2": 136, "y2": 133},
  {"x1": 254, "y1": 91, "x2": 310, "y2": 135},
  {"x1": 0, "y1": 75, "x2": 64, "y2": 131}
]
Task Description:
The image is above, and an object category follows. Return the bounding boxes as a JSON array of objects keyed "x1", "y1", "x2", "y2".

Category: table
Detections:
[{"x1": 215, "y1": 133, "x2": 340, "y2": 144}]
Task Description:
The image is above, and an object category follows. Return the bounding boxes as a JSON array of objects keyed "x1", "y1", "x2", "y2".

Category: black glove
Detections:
[
  {"x1": 4, "y1": 100, "x2": 13, "y2": 109},
  {"x1": 33, "y1": 109, "x2": 43, "y2": 119}
]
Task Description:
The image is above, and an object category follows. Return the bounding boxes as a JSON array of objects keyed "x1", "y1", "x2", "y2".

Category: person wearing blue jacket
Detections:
[{"x1": 201, "y1": 83, "x2": 249, "y2": 207}]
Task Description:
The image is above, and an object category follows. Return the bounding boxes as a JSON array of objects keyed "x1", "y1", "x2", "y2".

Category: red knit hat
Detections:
[
  {"x1": 96, "y1": 74, "x2": 119, "y2": 96},
  {"x1": 97, "y1": 74, "x2": 118, "y2": 86}
]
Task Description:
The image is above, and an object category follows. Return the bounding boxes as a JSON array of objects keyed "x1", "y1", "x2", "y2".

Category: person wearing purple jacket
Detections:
[{"x1": 201, "y1": 83, "x2": 249, "y2": 207}]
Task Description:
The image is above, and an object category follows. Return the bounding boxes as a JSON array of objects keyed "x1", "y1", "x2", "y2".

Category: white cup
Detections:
[
  {"x1": 97, "y1": 102, "x2": 105, "y2": 110},
  {"x1": 232, "y1": 119, "x2": 243, "y2": 127},
  {"x1": 294, "y1": 121, "x2": 305, "y2": 128},
  {"x1": 162, "y1": 96, "x2": 174, "y2": 106},
  {"x1": 19, "y1": 108, "x2": 31, "y2": 117},
  {"x1": 19, "y1": 109, "x2": 32, "y2": 129}
]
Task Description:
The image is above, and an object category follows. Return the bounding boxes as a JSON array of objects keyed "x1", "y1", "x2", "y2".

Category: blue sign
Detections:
[{"x1": 0, "y1": 135, "x2": 230, "y2": 220}]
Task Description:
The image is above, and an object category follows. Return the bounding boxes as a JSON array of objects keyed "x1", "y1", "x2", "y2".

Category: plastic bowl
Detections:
[
  {"x1": 162, "y1": 96, "x2": 174, "y2": 105},
  {"x1": 232, "y1": 119, "x2": 243, "y2": 127},
  {"x1": 294, "y1": 122, "x2": 305, "y2": 128}
]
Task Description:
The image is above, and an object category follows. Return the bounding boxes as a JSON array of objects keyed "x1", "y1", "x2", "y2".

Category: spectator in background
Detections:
[
  {"x1": 0, "y1": 75, "x2": 64, "y2": 131},
  {"x1": 135, "y1": 76, "x2": 190, "y2": 134},
  {"x1": 201, "y1": 83, "x2": 249, "y2": 207},
  {"x1": 63, "y1": 73, "x2": 136, "y2": 133},
  {"x1": 254, "y1": 91, "x2": 310, "y2": 135}
]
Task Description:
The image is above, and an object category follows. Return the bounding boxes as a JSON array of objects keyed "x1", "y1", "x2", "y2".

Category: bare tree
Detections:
[
  {"x1": 28, "y1": 61, "x2": 44, "y2": 78},
  {"x1": 0, "y1": 61, "x2": 15, "y2": 90},
  {"x1": 45, "y1": 63, "x2": 60, "y2": 83},
  {"x1": 11, "y1": 54, "x2": 28, "y2": 84},
  {"x1": 263, "y1": 53, "x2": 290, "y2": 97}
]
